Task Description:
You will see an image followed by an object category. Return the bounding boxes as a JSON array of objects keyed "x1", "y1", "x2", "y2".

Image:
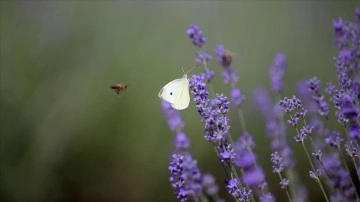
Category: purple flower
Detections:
[
  {"x1": 325, "y1": 130, "x2": 343, "y2": 147},
  {"x1": 345, "y1": 140, "x2": 359, "y2": 157},
  {"x1": 202, "y1": 97, "x2": 231, "y2": 142},
  {"x1": 306, "y1": 77, "x2": 330, "y2": 117},
  {"x1": 269, "y1": 53, "x2": 287, "y2": 93},
  {"x1": 294, "y1": 108, "x2": 308, "y2": 120},
  {"x1": 260, "y1": 193, "x2": 275, "y2": 202},
  {"x1": 349, "y1": 125, "x2": 360, "y2": 139},
  {"x1": 225, "y1": 178, "x2": 241, "y2": 198},
  {"x1": 330, "y1": 89, "x2": 345, "y2": 110},
  {"x1": 242, "y1": 167, "x2": 265, "y2": 187},
  {"x1": 202, "y1": 173, "x2": 220, "y2": 196},
  {"x1": 253, "y1": 87, "x2": 275, "y2": 121},
  {"x1": 225, "y1": 178, "x2": 252, "y2": 201},
  {"x1": 238, "y1": 131, "x2": 255, "y2": 148},
  {"x1": 222, "y1": 67, "x2": 239, "y2": 84},
  {"x1": 325, "y1": 82, "x2": 336, "y2": 95},
  {"x1": 195, "y1": 50, "x2": 212, "y2": 65},
  {"x1": 309, "y1": 169, "x2": 322, "y2": 179},
  {"x1": 218, "y1": 142, "x2": 235, "y2": 164},
  {"x1": 239, "y1": 187, "x2": 253, "y2": 202},
  {"x1": 307, "y1": 77, "x2": 321, "y2": 94},
  {"x1": 189, "y1": 74, "x2": 209, "y2": 117},
  {"x1": 271, "y1": 152, "x2": 284, "y2": 173},
  {"x1": 340, "y1": 94, "x2": 358, "y2": 119},
  {"x1": 333, "y1": 18, "x2": 347, "y2": 47},
  {"x1": 161, "y1": 100, "x2": 184, "y2": 132},
  {"x1": 213, "y1": 94, "x2": 230, "y2": 114},
  {"x1": 333, "y1": 18, "x2": 343, "y2": 32},
  {"x1": 201, "y1": 67, "x2": 215, "y2": 82},
  {"x1": 279, "y1": 178, "x2": 290, "y2": 189},
  {"x1": 174, "y1": 132, "x2": 190, "y2": 150},
  {"x1": 295, "y1": 125, "x2": 314, "y2": 142},
  {"x1": 182, "y1": 154, "x2": 203, "y2": 197},
  {"x1": 335, "y1": 110, "x2": 349, "y2": 125},
  {"x1": 312, "y1": 149, "x2": 323, "y2": 161},
  {"x1": 190, "y1": 77, "x2": 231, "y2": 143},
  {"x1": 287, "y1": 117, "x2": 299, "y2": 127},
  {"x1": 356, "y1": 8, "x2": 360, "y2": 21},
  {"x1": 231, "y1": 88, "x2": 245, "y2": 107},
  {"x1": 186, "y1": 24, "x2": 206, "y2": 47},
  {"x1": 279, "y1": 96, "x2": 302, "y2": 113},
  {"x1": 297, "y1": 80, "x2": 318, "y2": 114},
  {"x1": 234, "y1": 149, "x2": 256, "y2": 168},
  {"x1": 322, "y1": 152, "x2": 356, "y2": 199},
  {"x1": 169, "y1": 154, "x2": 187, "y2": 201}
]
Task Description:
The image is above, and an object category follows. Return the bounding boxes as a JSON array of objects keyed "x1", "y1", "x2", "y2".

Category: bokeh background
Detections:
[{"x1": 1, "y1": 1, "x2": 359, "y2": 202}]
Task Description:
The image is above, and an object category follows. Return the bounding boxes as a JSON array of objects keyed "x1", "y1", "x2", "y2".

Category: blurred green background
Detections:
[{"x1": 0, "y1": 1, "x2": 358, "y2": 202}]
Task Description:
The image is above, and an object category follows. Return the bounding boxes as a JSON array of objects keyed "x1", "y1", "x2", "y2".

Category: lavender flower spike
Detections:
[
  {"x1": 269, "y1": 53, "x2": 287, "y2": 94},
  {"x1": 271, "y1": 152, "x2": 285, "y2": 174},
  {"x1": 231, "y1": 88, "x2": 245, "y2": 107},
  {"x1": 161, "y1": 100, "x2": 185, "y2": 133},
  {"x1": 169, "y1": 154, "x2": 203, "y2": 202},
  {"x1": 186, "y1": 24, "x2": 206, "y2": 47},
  {"x1": 225, "y1": 178, "x2": 252, "y2": 201},
  {"x1": 169, "y1": 154, "x2": 187, "y2": 202},
  {"x1": 195, "y1": 50, "x2": 212, "y2": 65},
  {"x1": 306, "y1": 77, "x2": 329, "y2": 117}
]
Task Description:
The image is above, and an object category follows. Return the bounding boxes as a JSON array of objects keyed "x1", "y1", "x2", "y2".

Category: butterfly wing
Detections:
[
  {"x1": 171, "y1": 78, "x2": 190, "y2": 110},
  {"x1": 158, "y1": 78, "x2": 185, "y2": 104}
]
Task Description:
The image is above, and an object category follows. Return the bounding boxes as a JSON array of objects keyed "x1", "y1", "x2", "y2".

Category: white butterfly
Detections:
[{"x1": 158, "y1": 74, "x2": 190, "y2": 110}]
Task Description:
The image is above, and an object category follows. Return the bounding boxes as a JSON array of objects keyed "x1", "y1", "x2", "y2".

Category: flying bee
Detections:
[
  {"x1": 110, "y1": 83, "x2": 128, "y2": 95},
  {"x1": 221, "y1": 49, "x2": 235, "y2": 67}
]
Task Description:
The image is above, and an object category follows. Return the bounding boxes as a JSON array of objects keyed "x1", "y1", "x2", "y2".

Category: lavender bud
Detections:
[
  {"x1": 231, "y1": 88, "x2": 245, "y2": 107},
  {"x1": 280, "y1": 178, "x2": 290, "y2": 189},
  {"x1": 186, "y1": 24, "x2": 206, "y2": 47}
]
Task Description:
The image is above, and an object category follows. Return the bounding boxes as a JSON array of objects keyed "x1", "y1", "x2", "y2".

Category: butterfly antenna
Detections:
[
  {"x1": 183, "y1": 66, "x2": 197, "y2": 75},
  {"x1": 181, "y1": 66, "x2": 186, "y2": 75}
]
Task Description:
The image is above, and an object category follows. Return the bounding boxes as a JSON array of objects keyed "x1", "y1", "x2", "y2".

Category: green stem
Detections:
[
  {"x1": 277, "y1": 173, "x2": 292, "y2": 202},
  {"x1": 237, "y1": 107, "x2": 247, "y2": 132},
  {"x1": 301, "y1": 141, "x2": 329, "y2": 202},
  {"x1": 199, "y1": 192, "x2": 208, "y2": 202}
]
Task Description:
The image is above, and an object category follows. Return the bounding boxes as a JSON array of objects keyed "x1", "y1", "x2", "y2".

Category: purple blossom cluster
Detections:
[
  {"x1": 162, "y1": 7, "x2": 360, "y2": 202},
  {"x1": 322, "y1": 152, "x2": 357, "y2": 200},
  {"x1": 168, "y1": 154, "x2": 187, "y2": 201},
  {"x1": 306, "y1": 77, "x2": 330, "y2": 117},
  {"x1": 162, "y1": 101, "x2": 223, "y2": 201},
  {"x1": 168, "y1": 154, "x2": 203, "y2": 201},
  {"x1": 233, "y1": 132, "x2": 275, "y2": 201},
  {"x1": 331, "y1": 11, "x2": 360, "y2": 140},
  {"x1": 271, "y1": 152, "x2": 284, "y2": 174},
  {"x1": 162, "y1": 101, "x2": 189, "y2": 151},
  {"x1": 201, "y1": 174, "x2": 223, "y2": 202},
  {"x1": 189, "y1": 76, "x2": 231, "y2": 144},
  {"x1": 186, "y1": 24, "x2": 206, "y2": 48},
  {"x1": 225, "y1": 178, "x2": 252, "y2": 201},
  {"x1": 269, "y1": 53, "x2": 287, "y2": 94}
]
